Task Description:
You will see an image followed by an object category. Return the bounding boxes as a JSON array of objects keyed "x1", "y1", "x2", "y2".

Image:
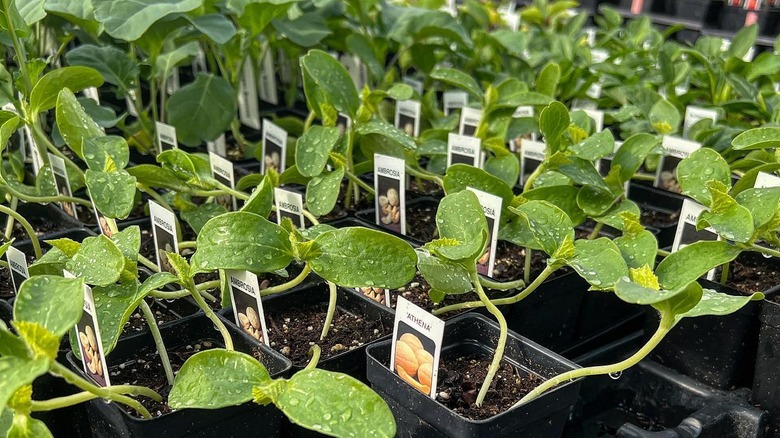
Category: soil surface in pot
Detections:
[
  {"x1": 405, "y1": 202, "x2": 438, "y2": 242},
  {"x1": 408, "y1": 178, "x2": 443, "y2": 197},
  {"x1": 491, "y1": 241, "x2": 568, "y2": 282},
  {"x1": 0, "y1": 252, "x2": 35, "y2": 299},
  {"x1": 108, "y1": 339, "x2": 265, "y2": 418},
  {"x1": 266, "y1": 302, "x2": 389, "y2": 366},
  {"x1": 435, "y1": 352, "x2": 544, "y2": 420},
  {"x1": 10, "y1": 212, "x2": 77, "y2": 242},
  {"x1": 712, "y1": 252, "x2": 780, "y2": 296},
  {"x1": 120, "y1": 299, "x2": 184, "y2": 336},
  {"x1": 639, "y1": 206, "x2": 679, "y2": 229},
  {"x1": 382, "y1": 273, "x2": 496, "y2": 319}
]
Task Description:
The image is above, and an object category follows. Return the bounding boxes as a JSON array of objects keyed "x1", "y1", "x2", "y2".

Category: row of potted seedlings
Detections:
[{"x1": 1, "y1": 0, "x2": 780, "y2": 436}]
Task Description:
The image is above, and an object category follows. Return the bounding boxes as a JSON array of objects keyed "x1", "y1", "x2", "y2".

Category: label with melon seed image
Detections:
[{"x1": 390, "y1": 297, "x2": 445, "y2": 398}]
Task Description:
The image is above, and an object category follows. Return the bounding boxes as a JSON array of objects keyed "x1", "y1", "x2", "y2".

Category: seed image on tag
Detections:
[
  {"x1": 374, "y1": 154, "x2": 406, "y2": 235},
  {"x1": 210, "y1": 152, "x2": 237, "y2": 211},
  {"x1": 88, "y1": 189, "x2": 114, "y2": 239},
  {"x1": 683, "y1": 106, "x2": 718, "y2": 139},
  {"x1": 655, "y1": 136, "x2": 701, "y2": 194},
  {"x1": 443, "y1": 91, "x2": 468, "y2": 116},
  {"x1": 274, "y1": 187, "x2": 305, "y2": 229},
  {"x1": 73, "y1": 276, "x2": 111, "y2": 387},
  {"x1": 49, "y1": 154, "x2": 78, "y2": 220},
  {"x1": 468, "y1": 188, "x2": 502, "y2": 278},
  {"x1": 149, "y1": 201, "x2": 178, "y2": 274},
  {"x1": 357, "y1": 287, "x2": 391, "y2": 306},
  {"x1": 228, "y1": 270, "x2": 269, "y2": 346},
  {"x1": 673, "y1": 199, "x2": 720, "y2": 280},
  {"x1": 520, "y1": 139, "x2": 546, "y2": 185},
  {"x1": 459, "y1": 107, "x2": 482, "y2": 137},
  {"x1": 155, "y1": 122, "x2": 178, "y2": 153},
  {"x1": 6, "y1": 246, "x2": 28, "y2": 294},
  {"x1": 395, "y1": 100, "x2": 421, "y2": 138},
  {"x1": 262, "y1": 119, "x2": 287, "y2": 175},
  {"x1": 207, "y1": 134, "x2": 227, "y2": 158},
  {"x1": 238, "y1": 59, "x2": 260, "y2": 130},
  {"x1": 390, "y1": 297, "x2": 445, "y2": 399},
  {"x1": 447, "y1": 133, "x2": 481, "y2": 168}
]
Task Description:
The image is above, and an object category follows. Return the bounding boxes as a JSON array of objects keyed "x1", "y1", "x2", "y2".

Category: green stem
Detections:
[
  {"x1": 2, "y1": 0, "x2": 32, "y2": 94},
  {"x1": 433, "y1": 265, "x2": 556, "y2": 315},
  {"x1": 304, "y1": 345, "x2": 322, "y2": 371},
  {"x1": 30, "y1": 384, "x2": 158, "y2": 412},
  {"x1": 657, "y1": 248, "x2": 671, "y2": 258},
  {"x1": 631, "y1": 174, "x2": 657, "y2": 182},
  {"x1": 187, "y1": 278, "x2": 233, "y2": 350},
  {"x1": 344, "y1": 170, "x2": 375, "y2": 196},
  {"x1": 523, "y1": 164, "x2": 545, "y2": 192},
  {"x1": 178, "y1": 241, "x2": 197, "y2": 250},
  {"x1": 588, "y1": 222, "x2": 604, "y2": 240},
  {"x1": 405, "y1": 165, "x2": 444, "y2": 188},
  {"x1": 303, "y1": 111, "x2": 316, "y2": 131},
  {"x1": 212, "y1": 182, "x2": 249, "y2": 201},
  {"x1": 4, "y1": 197, "x2": 18, "y2": 240},
  {"x1": 470, "y1": 269, "x2": 507, "y2": 406},
  {"x1": 301, "y1": 209, "x2": 320, "y2": 226},
  {"x1": 49, "y1": 362, "x2": 160, "y2": 419},
  {"x1": 2, "y1": 182, "x2": 91, "y2": 207},
  {"x1": 0, "y1": 204, "x2": 41, "y2": 259},
  {"x1": 478, "y1": 276, "x2": 525, "y2": 291},
  {"x1": 515, "y1": 311, "x2": 674, "y2": 406},
  {"x1": 720, "y1": 261, "x2": 730, "y2": 285},
  {"x1": 139, "y1": 300, "x2": 175, "y2": 386},
  {"x1": 260, "y1": 264, "x2": 312, "y2": 296},
  {"x1": 138, "y1": 254, "x2": 160, "y2": 273},
  {"x1": 319, "y1": 281, "x2": 338, "y2": 341},
  {"x1": 750, "y1": 244, "x2": 780, "y2": 259},
  {"x1": 523, "y1": 248, "x2": 532, "y2": 285}
]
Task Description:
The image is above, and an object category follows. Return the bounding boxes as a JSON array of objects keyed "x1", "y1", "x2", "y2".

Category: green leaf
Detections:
[
  {"x1": 169, "y1": 349, "x2": 270, "y2": 409},
  {"x1": 309, "y1": 228, "x2": 417, "y2": 288},
  {"x1": 728, "y1": 24, "x2": 757, "y2": 60},
  {"x1": 0, "y1": 116, "x2": 20, "y2": 154},
  {"x1": 732, "y1": 127, "x2": 780, "y2": 151},
  {"x1": 609, "y1": 133, "x2": 662, "y2": 185},
  {"x1": 569, "y1": 130, "x2": 614, "y2": 161},
  {"x1": 538, "y1": 102, "x2": 569, "y2": 152},
  {"x1": 426, "y1": 191, "x2": 487, "y2": 262},
  {"x1": 442, "y1": 164, "x2": 514, "y2": 216},
  {"x1": 296, "y1": 126, "x2": 340, "y2": 178},
  {"x1": 345, "y1": 33, "x2": 384, "y2": 82},
  {"x1": 30, "y1": 67, "x2": 104, "y2": 114},
  {"x1": 157, "y1": 149, "x2": 213, "y2": 184},
  {"x1": 614, "y1": 228, "x2": 657, "y2": 270},
  {"x1": 483, "y1": 154, "x2": 520, "y2": 189},
  {"x1": 520, "y1": 186, "x2": 586, "y2": 225},
  {"x1": 85, "y1": 170, "x2": 137, "y2": 219},
  {"x1": 614, "y1": 276, "x2": 691, "y2": 305},
  {"x1": 430, "y1": 67, "x2": 483, "y2": 101},
  {"x1": 536, "y1": 62, "x2": 560, "y2": 97},
  {"x1": 306, "y1": 166, "x2": 344, "y2": 217},
  {"x1": 66, "y1": 235, "x2": 125, "y2": 286},
  {"x1": 698, "y1": 181, "x2": 754, "y2": 243},
  {"x1": 548, "y1": 154, "x2": 608, "y2": 189},
  {"x1": 274, "y1": 369, "x2": 395, "y2": 438},
  {"x1": 16, "y1": 0, "x2": 45, "y2": 25},
  {"x1": 416, "y1": 250, "x2": 473, "y2": 295},
  {"x1": 111, "y1": 226, "x2": 141, "y2": 262},
  {"x1": 356, "y1": 119, "x2": 417, "y2": 152},
  {"x1": 677, "y1": 148, "x2": 731, "y2": 205},
  {"x1": 192, "y1": 212, "x2": 294, "y2": 274},
  {"x1": 181, "y1": 203, "x2": 228, "y2": 234},
  {"x1": 89, "y1": 281, "x2": 143, "y2": 355},
  {"x1": 126, "y1": 165, "x2": 189, "y2": 192},
  {"x1": 167, "y1": 74, "x2": 236, "y2": 146},
  {"x1": 272, "y1": 12, "x2": 331, "y2": 46},
  {"x1": 656, "y1": 241, "x2": 741, "y2": 290},
  {"x1": 65, "y1": 45, "x2": 138, "y2": 93},
  {"x1": 567, "y1": 238, "x2": 628, "y2": 290},
  {"x1": 7, "y1": 413, "x2": 53, "y2": 438},
  {"x1": 187, "y1": 14, "x2": 237, "y2": 44},
  {"x1": 56, "y1": 88, "x2": 102, "y2": 158},
  {"x1": 508, "y1": 201, "x2": 574, "y2": 256},
  {"x1": 83, "y1": 136, "x2": 130, "y2": 171},
  {"x1": 592, "y1": 200, "x2": 641, "y2": 231},
  {"x1": 241, "y1": 170, "x2": 277, "y2": 218},
  {"x1": 0, "y1": 357, "x2": 50, "y2": 416},
  {"x1": 677, "y1": 288, "x2": 763, "y2": 321},
  {"x1": 648, "y1": 98, "x2": 680, "y2": 135},
  {"x1": 93, "y1": 0, "x2": 201, "y2": 41},
  {"x1": 301, "y1": 50, "x2": 360, "y2": 118},
  {"x1": 228, "y1": 0, "x2": 296, "y2": 36},
  {"x1": 13, "y1": 276, "x2": 84, "y2": 337},
  {"x1": 735, "y1": 187, "x2": 780, "y2": 231}
]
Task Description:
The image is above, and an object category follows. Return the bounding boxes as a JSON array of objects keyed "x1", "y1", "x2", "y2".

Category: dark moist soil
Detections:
[
  {"x1": 491, "y1": 240, "x2": 567, "y2": 283},
  {"x1": 710, "y1": 252, "x2": 780, "y2": 297},
  {"x1": 10, "y1": 214, "x2": 76, "y2": 242},
  {"x1": 408, "y1": 178, "x2": 443, "y2": 197},
  {"x1": 640, "y1": 207, "x2": 679, "y2": 228},
  {"x1": 74, "y1": 204, "x2": 97, "y2": 225},
  {"x1": 386, "y1": 273, "x2": 505, "y2": 319},
  {"x1": 435, "y1": 352, "x2": 544, "y2": 421},
  {"x1": 120, "y1": 299, "x2": 183, "y2": 336},
  {"x1": 109, "y1": 340, "x2": 265, "y2": 418},
  {"x1": 405, "y1": 202, "x2": 439, "y2": 242},
  {"x1": 266, "y1": 302, "x2": 388, "y2": 367},
  {"x1": 268, "y1": 211, "x2": 315, "y2": 228}
]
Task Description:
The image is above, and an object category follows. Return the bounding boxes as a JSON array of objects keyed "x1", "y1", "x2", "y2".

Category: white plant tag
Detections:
[
  {"x1": 390, "y1": 297, "x2": 445, "y2": 399},
  {"x1": 459, "y1": 107, "x2": 482, "y2": 137},
  {"x1": 672, "y1": 199, "x2": 720, "y2": 280},
  {"x1": 520, "y1": 139, "x2": 546, "y2": 186},
  {"x1": 261, "y1": 119, "x2": 287, "y2": 174},
  {"x1": 374, "y1": 154, "x2": 406, "y2": 235},
  {"x1": 149, "y1": 201, "x2": 178, "y2": 274},
  {"x1": 49, "y1": 154, "x2": 78, "y2": 219},
  {"x1": 155, "y1": 121, "x2": 178, "y2": 153},
  {"x1": 395, "y1": 100, "x2": 421, "y2": 138},
  {"x1": 258, "y1": 47, "x2": 278, "y2": 105},
  {"x1": 654, "y1": 136, "x2": 701, "y2": 193},
  {"x1": 443, "y1": 91, "x2": 468, "y2": 116},
  {"x1": 238, "y1": 59, "x2": 261, "y2": 130},
  {"x1": 207, "y1": 133, "x2": 227, "y2": 158},
  {"x1": 209, "y1": 152, "x2": 237, "y2": 211},
  {"x1": 72, "y1": 274, "x2": 111, "y2": 387},
  {"x1": 447, "y1": 133, "x2": 481, "y2": 168},
  {"x1": 469, "y1": 187, "x2": 501, "y2": 278},
  {"x1": 683, "y1": 106, "x2": 718, "y2": 139},
  {"x1": 6, "y1": 246, "x2": 28, "y2": 294},
  {"x1": 228, "y1": 270, "x2": 270, "y2": 346},
  {"x1": 274, "y1": 187, "x2": 305, "y2": 229}
]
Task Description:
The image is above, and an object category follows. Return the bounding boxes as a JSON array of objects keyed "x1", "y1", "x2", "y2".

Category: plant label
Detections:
[
  {"x1": 447, "y1": 133, "x2": 481, "y2": 168},
  {"x1": 520, "y1": 139, "x2": 546, "y2": 185},
  {"x1": 374, "y1": 154, "x2": 406, "y2": 235},
  {"x1": 509, "y1": 106, "x2": 537, "y2": 151},
  {"x1": 442, "y1": 91, "x2": 468, "y2": 116},
  {"x1": 580, "y1": 108, "x2": 605, "y2": 132},
  {"x1": 49, "y1": 154, "x2": 78, "y2": 220},
  {"x1": 336, "y1": 113, "x2": 351, "y2": 138},
  {"x1": 126, "y1": 89, "x2": 139, "y2": 118},
  {"x1": 341, "y1": 54, "x2": 368, "y2": 91},
  {"x1": 166, "y1": 67, "x2": 180, "y2": 95},
  {"x1": 6, "y1": 246, "x2": 28, "y2": 294},
  {"x1": 395, "y1": 100, "x2": 421, "y2": 138},
  {"x1": 278, "y1": 51, "x2": 292, "y2": 84},
  {"x1": 356, "y1": 286, "x2": 391, "y2": 306},
  {"x1": 402, "y1": 77, "x2": 423, "y2": 97},
  {"x1": 83, "y1": 87, "x2": 100, "y2": 104},
  {"x1": 71, "y1": 273, "x2": 111, "y2": 387},
  {"x1": 655, "y1": 136, "x2": 701, "y2": 194},
  {"x1": 192, "y1": 48, "x2": 207, "y2": 74},
  {"x1": 228, "y1": 270, "x2": 269, "y2": 346},
  {"x1": 261, "y1": 119, "x2": 287, "y2": 175},
  {"x1": 89, "y1": 190, "x2": 113, "y2": 239},
  {"x1": 238, "y1": 59, "x2": 261, "y2": 130},
  {"x1": 504, "y1": 12, "x2": 520, "y2": 31},
  {"x1": 149, "y1": 201, "x2": 178, "y2": 274},
  {"x1": 683, "y1": 106, "x2": 718, "y2": 139},
  {"x1": 673, "y1": 199, "x2": 720, "y2": 280},
  {"x1": 584, "y1": 28, "x2": 596, "y2": 46},
  {"x1": 24, "y1": 126, "x2": 44, "y2": 176},
  {"x1": 274, "y1": 187, "x2": 305, "y2": 229},
  {"x1": 591, "y1": 49, "x2": 609, "y2": 64},
  {"x1": 206, "y1": 133, "x2": 227, "y2": 158},
  {"x1": 586, "y1": 81, "x2": 602, "y2": 100},
  {"x1": 209, "y1": 152, "x2": 237, "y2": 211},
  {"x1": 755, "y1": 171, "x2": 780, "y2": 188},
  {"x1": 459, "y1": 107, "x2": 482, "y2": 137},
  {"x1": 390, "y1": 297, "x2": 445, "y2": 399},
  {"x1": 468, "y1": 187, "x2": 501, "y2": 278},
  {"x1": 258, "y1": 46, "x2": 278, "y2": 105},
  {"x1": 155, "y1": 121, "x2": 178, "y2": 153}
]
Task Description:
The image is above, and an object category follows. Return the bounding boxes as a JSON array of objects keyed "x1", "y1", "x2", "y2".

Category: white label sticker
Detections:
[
  {"x1": 126, "y1": 89, "x2": 139, "y2": 118},
  {"x1": 278, "y1": 50, "x2": 292, "y2": 84},
  {"x1": 592, "y1": 49, "x2": 609, "y2": 64},
  {"x1": 395, "y1": 100, "x2": 421, "y2": 138},
  {"x1": 443, "y1": 91, "x2": 468, "y2": 116},
  {"x1": 274, "y1": 187, "x2": 305, "y2": 229},
  {"x1": 155, "y1": 121, "x2": 178, "y2": 153},
  {"x1": 83, "y1": 87, "x2": 100, "y2": 104},
  {"x1": 25, "y1": 126, "x2": 43, "y2": 176},
  {"x1": 447, "y1": 133, "x2": 481, "y2": 168},
  {"x1": 586, "y1": 82, "x2": 602, "y2": 100},
  {"x1": 341, "y1": 54, "x2": 368, "y2": 91},
  {"x1": 655, "y1": 136, "x2": 701, "y2": 193},
  {"x1": 374, "y1": 154, "x2": 406, "y2": 235},
  {"x1": 72, "y1": 275, "x2": 111, "y2": 387},
  {"x1": 149, "y1": 201, "x2": 179, "y2": 274},
  {"x1": 683, "y1": 106, "x2": 718, "y2": 139},
  {"x1": 469, "y1": 187, "x2": 501, "y2": 278},
  {"x1": 509, "y1": 107, "x2": 537, "y2": 152},
  {"x1": 6, "y1": 246, "x2": 28, "y2": 294},
  {"x1": 228, "y1": 270, "x2": 270, "y2": 346},
  {"x1": 261, "y1": 119, "x2": 287, "y2": 174},
  {"x1": 192, "y1": 48, "x2": 207, "y2": 74},
  {"x1": 336, "y1": 113, "x2": 352, "y2": 137},
  {"x1": 390, "y1": 297, "x2": 445, "y2": 399},
  {"x1": 238, "y1": 60, "x2": 261, "y2": 130},
  {"x1": 403, "y1": 77, "x2": 424, "y2": 97},
  {"x1": 585, "y1": 28, "x2": 597, "y2": 46},
  {"x1": 210, "y1": 152, "x2": 237, "y2": 211},
  {"x1": 459, "y1": 107, "x2": 482, "y2": 137},
  {"x1": 49, "y1": 154, "x2": 78, "y2": 219},
  {"x1": 672, "y1": 199, "x2": 720, "y2": 280},
  {"x1": 258, "y1": 46, "x2": 278, "y2": 105},
  {"x1": 580, "y1": 108, "x2": 605, "y2": 132},
  {"x1": 755, "y1": 171, "x2": 780, "y2": 188},
  {"x1": 520, "y1": 139, "x2": 546, "y2": 185},
  {"x1": 207, "y1": 133, "x2": 227, "y2": 158},
  {"x1": 166, "y1": 67, "x2": 180, "y2": 95}
]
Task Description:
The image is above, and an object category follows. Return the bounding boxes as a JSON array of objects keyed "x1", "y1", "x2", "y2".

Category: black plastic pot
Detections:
[
  {"x1": 355, "y1": 196, "x2": 438, "y2": 246},
  {"x1": 644, "y1": 273, "x2": 777, "y2": 390},
  {"x1": 67, "y1": 314, "x2": 291, "y2": 438},
  {"x1": 12, "y1": 202, "x2": 85, "y2": 247},
  {"x1": 366, "y1": 312, "x2": 582, "y2": 437},
  {"x1": 674, "y1": 0, "x2": 713, "y2": 22},
  {"x1": 628, "y1": 182, "x2": 686, "y2": 219},
  {"x1": 0, "y1": 298, "x2": 11, "y2": 323},
  {"x1": 752, "y1": 298, "x2": 780, "y2": 437},
  {"x1": 719, "y1": 5, "x2": 749, "y2": 31}
]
